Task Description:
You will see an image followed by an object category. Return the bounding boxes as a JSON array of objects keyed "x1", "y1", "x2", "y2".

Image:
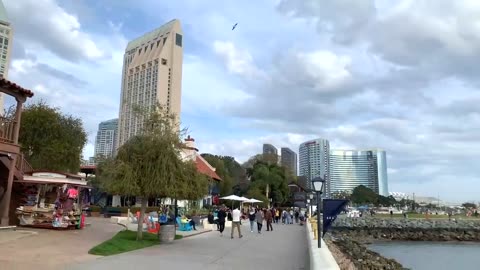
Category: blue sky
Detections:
[{"x1": 4, "y1": 0, "x2": 480, "y2": 202}]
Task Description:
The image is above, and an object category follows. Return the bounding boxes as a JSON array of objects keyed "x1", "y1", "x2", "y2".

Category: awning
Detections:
[{"x1": 16, "y1": 176, "x2": 88, "y2": 186}]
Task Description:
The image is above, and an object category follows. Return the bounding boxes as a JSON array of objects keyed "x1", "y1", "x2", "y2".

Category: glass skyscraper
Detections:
[
  {"x1": 298, "y1": 138, "x2": 330, "y2": 194},
  {"x1": 329, "y1": 149, "x2": 389, "y2": 196},
  {"x1": 94, "y1": 119, "x2": 118, "y2": 160}
]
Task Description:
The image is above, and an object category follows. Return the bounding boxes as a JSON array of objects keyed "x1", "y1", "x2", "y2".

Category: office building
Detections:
[
  {"x1": 263, "y1": 143, "x2": 279, "y2": 164},
  {"x1": 329, "y1": 149, "x2": 389, "y2": 196},
  {"x1": 0, "y1": 1, "x2": 13, "y2": 112},
  {"x1": 117, "y1": 19, "x2": 183, "y2": 150},
  {"x1": 82, "y1": 157, "x2": 96, "y2": 166},
  {"x1": 94, "y1": 119, "x2": 118, "y2": 159},
  {"x1": 298, "y1": 138, "x2": 330, "y2": 194},
  {"x1": 281, "y1": 147, "x2": 297, "y2": 175}
]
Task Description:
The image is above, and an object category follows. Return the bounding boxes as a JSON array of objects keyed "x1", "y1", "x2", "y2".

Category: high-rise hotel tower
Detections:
[{"x1": 117, "y1": 19, "x2": 183, "y2": 150}]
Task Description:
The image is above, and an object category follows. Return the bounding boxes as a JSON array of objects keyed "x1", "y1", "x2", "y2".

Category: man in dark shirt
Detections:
[{"x1": 217, "y1": 205, "x2": 227, "y2": 237}]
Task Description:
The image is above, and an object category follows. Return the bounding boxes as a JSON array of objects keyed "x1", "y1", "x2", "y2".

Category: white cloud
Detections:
[
  {"x1": 295, "y1": 51, "x2": 352, "y2": 90},
  {"x1": 212, "y1": 40, "x2": 265, "y2": 79},
  {"x1": 4, "y1": 0, "x2": 104, "y2": 61}
]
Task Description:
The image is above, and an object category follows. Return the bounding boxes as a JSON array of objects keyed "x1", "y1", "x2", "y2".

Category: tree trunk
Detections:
[{"x1": 137, "y1": 197, "x2": 147, "y2": 241}]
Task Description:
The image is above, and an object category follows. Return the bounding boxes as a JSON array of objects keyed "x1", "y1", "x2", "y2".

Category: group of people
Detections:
[
  {"x1": 207, "y1": 206, "x2": 306, "y2": 239},
  {"x1": 208, "y1": 205, "x2": 243, "y2": 239}
]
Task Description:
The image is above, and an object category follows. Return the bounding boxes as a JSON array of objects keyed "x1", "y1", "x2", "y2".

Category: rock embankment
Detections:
[
  {"x1": 331, "y1": 217, "x2": 480, "y2": 242},
  {"x1": 326, "y1": 237, "x2": 405, "y2": 270},
  {"x1": 333, "y1": 216, "x2": 480, "y2": 230},
  {"x1": 324, "y1": 217, "x2": 480, "y2": 269}
]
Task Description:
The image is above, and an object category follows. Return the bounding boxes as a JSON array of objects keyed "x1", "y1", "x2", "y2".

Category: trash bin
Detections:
[{"x1": 159, "y1": 224, "x2": 175, "y2": 243}]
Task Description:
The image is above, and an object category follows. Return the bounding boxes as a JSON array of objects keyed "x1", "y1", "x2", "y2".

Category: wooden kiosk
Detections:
[{"x1": 14, "y1": 171, "x2": 88, "y2": 230}]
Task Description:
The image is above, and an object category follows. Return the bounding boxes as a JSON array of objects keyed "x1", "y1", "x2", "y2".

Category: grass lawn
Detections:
[{"x1": 89, "y1": 230, "x2": 183, "y2": 256}]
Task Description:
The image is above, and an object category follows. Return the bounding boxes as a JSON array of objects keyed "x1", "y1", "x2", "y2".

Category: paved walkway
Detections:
[
  {"x1": 70, "y1": 222, "x2": 308, "y2": 270},
  {"x1": 0, "y1": 218, "x2": 122, "y2": 270}
]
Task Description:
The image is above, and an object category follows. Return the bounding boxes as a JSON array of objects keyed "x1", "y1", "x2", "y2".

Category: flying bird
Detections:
[{"x1": 232, "y1": 23, "x2": 238, "y2": 30}]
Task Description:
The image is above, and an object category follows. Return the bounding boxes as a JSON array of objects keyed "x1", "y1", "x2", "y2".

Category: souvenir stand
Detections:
[{"x1": 14, "y1": 171, "x2": 88, "y2": 230}]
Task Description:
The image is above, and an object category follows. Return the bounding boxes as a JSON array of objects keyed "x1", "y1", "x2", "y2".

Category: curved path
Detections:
[{"x1": 71, "y1": 222, "x2": 308, "y2": 270}]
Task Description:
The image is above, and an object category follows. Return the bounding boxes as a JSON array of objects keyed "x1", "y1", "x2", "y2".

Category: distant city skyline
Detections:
[{"x1": 4, "y1": 1, "x2": 478, "y2": 202}]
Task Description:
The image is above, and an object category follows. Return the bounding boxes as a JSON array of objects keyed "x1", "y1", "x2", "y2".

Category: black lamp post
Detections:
[
  {"x1": 312, "y1": 177, "x2": 325, "y2": 248},
  {"x1": 308, "y1": 193, "x2": 314, "y2": 218}
]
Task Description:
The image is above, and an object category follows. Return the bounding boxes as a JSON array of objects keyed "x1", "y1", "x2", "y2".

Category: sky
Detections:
[{"x1": 3, "y1": 0, "x2": 480, "y2": 202}]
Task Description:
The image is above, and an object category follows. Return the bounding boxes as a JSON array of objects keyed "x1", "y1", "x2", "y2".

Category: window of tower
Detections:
[{"x1": 175, "y1": 33, "x2": 182, "y2": 47}]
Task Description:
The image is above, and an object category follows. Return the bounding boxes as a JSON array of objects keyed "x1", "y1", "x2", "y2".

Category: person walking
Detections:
[
  {"x1": 248, "y1": 209, "x2": 256, "y2": 232},
  {"x1": 275, "y1": 209, "x2": 280, "y2": 224},
  {"x1": 256, "y1": 208, "x2": 264, "y2": 234},
  {"x1": 217, "y1": 206, "x2": 227, "y2": 237},
  {"x1": 231, "y1": 207, "x2": 243, "y2": 239},
  {"x1": 265, "y1": 208, "x2": 273, "y2": 231}
]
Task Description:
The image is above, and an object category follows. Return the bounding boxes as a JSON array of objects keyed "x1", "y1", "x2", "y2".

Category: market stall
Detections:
[{"x1": 14, "y1": 171, "x2": 88, "y2": 230}]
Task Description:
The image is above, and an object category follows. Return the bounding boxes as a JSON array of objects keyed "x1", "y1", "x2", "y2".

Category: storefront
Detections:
[{"x1": 14, "y1": 171, "x2": 88, "y2": 229}]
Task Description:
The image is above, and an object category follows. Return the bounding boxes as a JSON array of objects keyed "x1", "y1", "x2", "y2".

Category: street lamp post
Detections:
[
  {"x1": 308, "y1": 193, "x2": 314, "y2": 218},
  {"x1": 312, "y1": 177, "x2": 325, "y2": 248},
  {"x1": 307, "y1": 199, "x2": 311, "y2": 217}
]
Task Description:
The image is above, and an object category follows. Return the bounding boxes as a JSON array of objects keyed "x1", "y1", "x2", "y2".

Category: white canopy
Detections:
[
  {"x1": 246, "y1": 198, "x2": 263, "y2": 203},
  {"x1": 220, "y1": 195, "x2": 248, "y2": 201}
]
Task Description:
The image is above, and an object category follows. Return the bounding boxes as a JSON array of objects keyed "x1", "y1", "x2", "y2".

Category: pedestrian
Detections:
[
  {"x1": 231, "y1": 207, "x2": 243, "y2": 239},
  {"x1": 275, "y1": 209, "x2": 280, "y2": 223},
  {"x1": 265, "y1": 208, "x2": 273, "y2": 231},
  {"x1": 295, "y1": 210, "x2": 299, "y2": 224},
  {"x1": 256, "y1": 208, "x2": 264, "y2": 234},
  {"x1": 282, "y1": 210, "x2": 288, "y2": 224},
  {"x1": 248, "y1": 209, "x2": 256, "y2": 232},
  {"x1": 217, "y1": 206, "x2": 227, "y2": 237}
]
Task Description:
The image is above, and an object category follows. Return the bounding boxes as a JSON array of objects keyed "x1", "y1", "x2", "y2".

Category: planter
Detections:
[
  {"x1": 159, "y1": 224, "x2": 175, "y2": 243},
  {"x1": 91, "y1": 212, "x2": 100, "y2": 217}
]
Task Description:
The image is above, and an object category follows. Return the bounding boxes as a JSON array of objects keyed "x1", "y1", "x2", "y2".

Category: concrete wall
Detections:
[{"x1": 305, "y1": 221, "x2": 340, "y2": 270}]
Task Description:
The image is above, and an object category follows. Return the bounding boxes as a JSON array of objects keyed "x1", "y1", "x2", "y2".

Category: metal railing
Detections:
[{"x1": 0, "y1": 117, "x2": 17, "y2": 144}]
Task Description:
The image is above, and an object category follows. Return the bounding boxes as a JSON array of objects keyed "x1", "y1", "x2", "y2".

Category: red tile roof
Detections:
[
  {"x1": 195, "y1": 155, "x2": 222, "y2": 181},
  {"x1": 0, "y1": 78, "x2": 34, "y2": 97}
]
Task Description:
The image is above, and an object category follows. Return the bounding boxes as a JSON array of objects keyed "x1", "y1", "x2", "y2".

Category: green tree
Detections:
[
  {"x1": 201, "y1": 155, "x2": 233, "y2": 196},
  {"x1": 462, "y1": 202, "x2": 477, "y2": 209},
  {"x1": 351, "y1": 185, "x2": 397, "y2": 206},
  {"x1": 331, "y1": 190, "x2": 352, "y2": 200},
  {"x1": 19, "y1": 101, "x2": 87, "y2": 172},
  {"x1": 201, "y1": 154, "x2": 247, "y2": 196},
  {"x1": 97, "y1": 105, "x2": 209, "y2": 241},
  {"x1": 246, "y1": 160, "x2": 290, "y2": 205}
]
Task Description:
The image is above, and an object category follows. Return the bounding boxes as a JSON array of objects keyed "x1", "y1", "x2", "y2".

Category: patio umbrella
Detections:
[
  {"x1": 247, "y1": 198, "x2": 263, "y2": 203},
  {"x1": 220, "y1": 195, "x2": 248, "y2": 208}
]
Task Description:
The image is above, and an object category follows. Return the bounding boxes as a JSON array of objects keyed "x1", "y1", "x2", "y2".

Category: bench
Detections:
[{"x1": 102, "y1": 207, "x2": 122, "y2": 218}]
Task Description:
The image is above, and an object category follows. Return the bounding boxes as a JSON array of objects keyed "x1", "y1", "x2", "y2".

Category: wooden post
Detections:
[
  {"x1": 13, "y1": 100, "x2": 22, "y2": 144},
  {"x1": 0, "y1": 154, "x2": 17, "y2": 226}
]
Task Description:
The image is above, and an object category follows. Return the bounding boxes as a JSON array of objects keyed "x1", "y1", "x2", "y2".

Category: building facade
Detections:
[
  {"x1": 298, "y1": 138, "x2": 330, "y2": 194},
  {"x1": 329, "y1": 149, "x2": 389, "y2": 196},
  {"x1": 281, "y1": 147, "x2": 297, "y2": 175},
  {"x1": 263, "y1": 143, "x2": 279, "y2": 164},
  {"x1": 0, "y1": 1, "x2": 13, "y2": 112},
  {"x1": 117, "y1": 19, "x2": 183, "y2": 150},
  {"x1": 94, "y1": 119, "x2": 118, "y2": 159}
]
